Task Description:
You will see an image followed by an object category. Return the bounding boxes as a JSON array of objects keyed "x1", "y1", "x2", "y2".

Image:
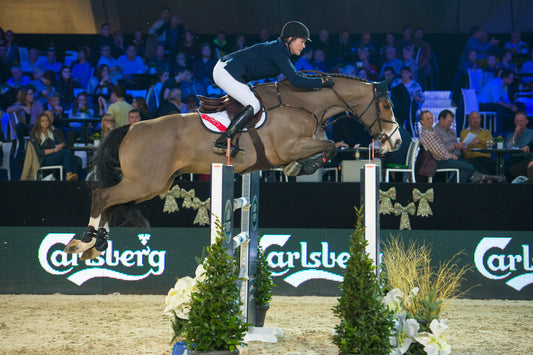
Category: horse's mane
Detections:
[{"x1": 299, "y1": 71, "x2": 373, "y2": 84}]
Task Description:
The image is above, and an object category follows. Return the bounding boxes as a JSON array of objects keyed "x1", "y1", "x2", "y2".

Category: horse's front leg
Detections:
[{"x1": 278, "y1": 138, "x2": 337, "y2": 176}]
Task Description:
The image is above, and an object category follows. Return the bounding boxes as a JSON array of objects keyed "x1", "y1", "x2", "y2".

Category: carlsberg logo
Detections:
[
  {"x1": 474, "y1": 237, "x2": 533, "y2": 291},
  {"x1": 38, "y1": 233, "x2": 166, "y2": 286},
  {"x1": 260, "y1": 234, "x2": 349, "y2": 287}
]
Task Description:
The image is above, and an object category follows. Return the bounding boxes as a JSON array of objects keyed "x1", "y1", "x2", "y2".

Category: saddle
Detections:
[{"x1": 197, "y1": 94, "x2": 263, "y2": 124}]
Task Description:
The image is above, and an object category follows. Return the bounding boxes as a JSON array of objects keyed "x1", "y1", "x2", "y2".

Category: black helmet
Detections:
[{"x1": 280, "y1": 21, "x2": 311, "y2": 42}]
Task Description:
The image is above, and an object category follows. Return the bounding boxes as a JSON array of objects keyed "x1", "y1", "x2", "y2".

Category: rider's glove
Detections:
[{"x1": 322, "y1": 76, "x2": 335, "y2": 88}]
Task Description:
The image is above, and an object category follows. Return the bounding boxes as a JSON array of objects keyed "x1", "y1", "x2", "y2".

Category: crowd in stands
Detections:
[{"x1": 0, "y1": 8, "x2": 532, "y2": 183}]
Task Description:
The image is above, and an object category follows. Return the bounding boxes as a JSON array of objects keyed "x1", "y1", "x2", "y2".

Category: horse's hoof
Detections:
[
  {"x1": 213, "y1": 146, "x2": 227, "y2": 155},
  {"x1": 64, "y1": 238, "x2": 96, "y2": 254},
  {"x1": 80, "y1": 247, "x2": 103, "y2": 260},
  {"x1": 283, "y1": 161, "x2": 302, "y2": 176}
]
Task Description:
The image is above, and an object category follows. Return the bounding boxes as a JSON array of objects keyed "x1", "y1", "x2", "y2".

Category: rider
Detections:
[{"x1": 212, "y1": 21, "x2": 335, "y2": 155}]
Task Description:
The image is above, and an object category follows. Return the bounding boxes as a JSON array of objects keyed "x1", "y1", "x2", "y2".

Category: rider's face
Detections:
[{"x1": 288, "y1": 38, "x2": 306, "y2": 56}]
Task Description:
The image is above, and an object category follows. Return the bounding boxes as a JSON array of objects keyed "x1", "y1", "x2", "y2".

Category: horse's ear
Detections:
[{"x1": 380, "y1": 77, "x2": 393, "y2": 91}]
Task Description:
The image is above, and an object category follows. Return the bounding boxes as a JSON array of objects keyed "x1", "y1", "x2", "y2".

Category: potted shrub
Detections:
[
  {"x1": 164, "y1": 219, "x2": 249, "y2": 354},
  {"x1": 332, "y1": 207, "x2": 394, "y2": 355},
  {"x1": 254, "y1": 245, "x2": 275, "y2": 327}
]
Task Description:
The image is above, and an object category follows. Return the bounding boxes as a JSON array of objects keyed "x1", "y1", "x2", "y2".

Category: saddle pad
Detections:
[{"x1": 199, "y1": 110, "x2": 266, "y2": 133}]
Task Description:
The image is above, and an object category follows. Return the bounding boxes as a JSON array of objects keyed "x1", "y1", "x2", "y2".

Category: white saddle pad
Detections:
[{"x1": 199, "y1": 110, "x2": 266, "y2": 133}]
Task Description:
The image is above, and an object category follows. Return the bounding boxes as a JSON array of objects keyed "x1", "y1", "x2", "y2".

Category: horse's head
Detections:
[{"x1": 326, "y1": 75, "x2": 402, "y2": 153}]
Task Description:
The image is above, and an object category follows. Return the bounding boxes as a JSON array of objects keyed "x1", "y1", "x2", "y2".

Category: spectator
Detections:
[
  {"x1": 459, "y1": 49, "x2": 480, "y2": 74},
  {"x1": 180, "y1": 94, "x2": 198, "y2": 113},
  {"x1": 180, "y1": 30, "x2": 200, "y2": 64},
  {"x1": 460, "y1": 111, "x2": 497, "y2": 175},
  {"x1": 66, "y1": 91, "x2": 94, "y2": 144},
  {"x1": 39, "y1": 46, "x2": 62, "y2": 73},
  {"x1": 378, "y1": 46, "x2": 403, "y2": 79},
  {"x1": 354, "y1": 32, "x2": 377, "y2": 61},
  {"x1": 401, "y1": 45, "x2": 418, "y2": 79},
  {"x1": 98, "y1": 113, "x2": 115, "y2": 138},
  {"x1": 5, "y1": 88, "x2": 42, "y2": 144},
  {"x1": 341, "y1": 64, "x2": 356, "y2": 77},
  {"x1": 193, "y1": 43, "x2": 217, "y2": 87},
  {"x1": 55, "y1": 66, "x2": 82, "y2": 108},
  {"x1": 155, "y1": 88, "x2": 181, "y2": 117},
  {"x1": 483, "y1": 54, "x2": 499, "y2": 82},
  {"x1": 132, "y1": 29, "x2": 146, "y2": 57},
  {"x1": 117, "y1": 44, "x2": 147, "y2": 76},
  {"x1": 132, "y1": 96, "x2": 151, "y2": 120},
  {"x1": 127, "y1": 109, "x2": 142, "y2": 124},
  {"x1": 258, "y1": 27, "x2": 272, "y2": 42},
  {"x1": 478, "y1": 69, "x2": 524, "y2": 131},
  {"x1": 21, "y1": 48, "x2": 40, "y2": 73},
  {"x1": 161, "y1": 66, "x2": 205, "y2": 102},
  {"x1": 146, "y1": 44, "x2": 171, "y2": 74},
  {"x1": 97, "y1": 45, "x2": 122, "y2": 81},
  {"x1": 111, "y1": 30, "x2": 125, "y2": 58},
  {"x1": 379, "y1": 33, "x2": 398, "y2": 60},
  {"x1": 70, "y1": 47, "x2": 92, "y2": 88},
  {"x1": 497, "y1": 49, "x2": 518, "y2": 74},
  {"x1": 148, "y1": 7, "x2": 172, "y2": 44},
  {"x1": 383, "y1": 65, "x2": 401, "y2": 88},
  {"x1": 356, "y1": 67, "x2": 369, "y2": 80},
  {"x1": 45, "y1": 91, "x2": 65, "y2": 121},
  {"x1": 0, "y1": 44, "x2": 10, "y2": 83},
  {"x1": 157, "y1": 14, "x2": 185, "y2": 56},
  {"x1": 505, "y1": 111, "x2": 533, "y2": 180},
  {"x1": 4, "y1": 30, "x2": 19, "y2": 64},
  {"x1": 418, "y1": 110, "x2": 474, "y2": 183},
  {"x1": 504, "y1": 31, "x2": 529, "y2": 55},
  {"x1": 463, "y1": 26, "x2": 499, "y2": 61},
  {"x1": 520, "y1": 48, "x2": 533, "y2": 88},
  {"x1": 212, "y1": 31, "x2": 230, "y2": 59},
  {"x1": 96, "y1": 23, "x2": 114, "y2": 51},
  {"x1": 87, "y1": 64, "x2": 117, "y2": 95},
  {"x1": 32, "y1": 70, "x2": 56, "y2": 105},
  {"x1": 401, "y1": 66, "x2": 424, "y2": 110},
  {"x1": 401, "y1": 26, "x2": 413, "y2": 48},
  {"x1": 30, "y1": 112, "x2": 79, "y2": 181},
  {"x1": 295, "y1": 47, "x2": 314, "y2": 71},
  {"x1": 356, "y1": 47, "x2": 377, "y2": 80},
  {"x1": 231, "y1": 34, "x2": 247, "y2": 52},
  {"x1": 6, "y1": 66, "x2": 31, "y2": 88},
  {"x1": 334, "y1": 28, "x2": 356, "y2": 65},
  {"x1": 106, "y1": 85, "x2": 132, "y2": 127},
  {"x1": 411, "y1": 27, "x2": 433, "y2": 90},
  {"x1": 312, "y1": 49, "x2": 329, "y2": 73},
  {"x1": 313, "y1": 28, "x2": 334, "y2": 59},
  {"x1": 434, "y1": 109, "x2": 464, "y2": 158},
  {"x1": 171, "y1": 51, "x2": 188, "y2": 75}
]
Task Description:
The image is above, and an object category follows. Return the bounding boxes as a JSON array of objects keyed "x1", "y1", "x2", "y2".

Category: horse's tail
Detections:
[{"x1": 93, "y1": 125, "x2": 149, "y2": 228}]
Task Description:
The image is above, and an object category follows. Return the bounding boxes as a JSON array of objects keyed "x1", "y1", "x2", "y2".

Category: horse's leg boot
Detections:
[
  {"x1": 80, "y1": 228, "x2": 109, "y2": 260},
  {"x1": 63, "y1": 226, "x2": 97, "y2": 254},
  {"x1": 300, "y1": 153, "x2": 327, "y2": 175},
  {"x1": 214, "y1": 105, "x2": 254, "y2": 155}
]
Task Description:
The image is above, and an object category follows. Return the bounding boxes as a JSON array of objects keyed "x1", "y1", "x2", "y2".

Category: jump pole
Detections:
[{"x1": 360, "y1": 163, "x2": 381, "y2": 276}]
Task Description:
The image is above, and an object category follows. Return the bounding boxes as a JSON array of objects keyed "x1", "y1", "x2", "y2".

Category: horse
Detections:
[{"x1": 65, "y1": 73, "x2": 402, "y2": 260}]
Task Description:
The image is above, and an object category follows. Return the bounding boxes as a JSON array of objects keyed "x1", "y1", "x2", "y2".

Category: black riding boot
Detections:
[{"x1": 213, "y1": 105, "x2": 254, "y2": 155}]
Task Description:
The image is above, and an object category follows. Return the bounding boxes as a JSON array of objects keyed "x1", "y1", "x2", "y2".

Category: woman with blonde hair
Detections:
[{"x1": 100, "y1": 113, "x2": 115, "y2": 138}]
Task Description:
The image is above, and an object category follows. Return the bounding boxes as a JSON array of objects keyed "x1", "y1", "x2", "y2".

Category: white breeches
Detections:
[{"x1": 213, "y1": 60, "x2": 261, "y2": 114}]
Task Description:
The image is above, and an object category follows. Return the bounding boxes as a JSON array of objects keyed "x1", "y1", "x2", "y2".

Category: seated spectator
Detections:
[
  {"x1": 378, "y1": 33, "x2": 397, "y2": 61},
  {"x1": 32, "y1": 69, "x2": 55, "y2": 105},
  {"x1": 147, "y1": 70, "x2": 169, "y2": 113},
  {"x1": 148, "y1": 7, "x2": 172, "y2": 44},
  {"x1": 355, "y1": 47, "x2": 377, "y2": 80},
  {"x1": 418, "y1": 110, "x2": 474, "y2": 183},
  {"x1": 171, "y1": 51, "x2": 188, "y2": 76},
  {"x1": 155, "y1": 88, "x2": 181, "y2": 117},
  {"x1": 127, "y1": 109, "x2": 142, "y2": 124},
  {"x1": 383, "y1": 66, "x2": 401, "y2": 88},
  {"x1": 341, "y1": 65, "x2": 356, "y2": 77},
  {"x1": 180, "y1": 94, "x2": 198, "y2": 113},
  {"x1": 434, "y1": 110, "x2": 463, "y2": 157},
  {"x1": 498, "y1": 49, "x2": 518, "y2": 73},
  {"x1": 45, "y1": 92, "x2": 65, "y2": 132},
  {"x1": 21, "y1": 48, "x2": 40, "y2": 73},
  {"x1": 411, "y1": 27, "x2": 433, "y2": 90},
  {"x1": 459, "y1": 49, "x2": 480, "y2": 74},
  {"x1": 334, "y1": 28, "x2": 357, "y2": 65},
  {"x1": 394, "y1": 66, "x2": 424, "y2": 127},
  {"x1": 295, "y1": 47, "x2": 314, "y2": 71},
  {"x1": 0, "y1": 43, "x2": 10, "y2": 83},
  {"x1": 504, "y1": 31, "x2": 529, "y2": 55},
  {"x1": 87, "y1": 64, "x2": 117, "y2": 95},
  {"x1": 460, "y1": 111, "x2": 497, "y2": 176},
  {"x1": 6, "y1": 66, "x2": 31, "y2": 88},
  {"x1": 401, "y1": 45, "x2": 418, "y2": 79},
  {"x1": 314, "y1": 29, "x2": 333, "y2": 56},
  {"x1": 132, "y1": 96, "x2": 151, "y2": 120},
  {"x1": 161, "y1": 66, "x2": 205, "y2": 103},
  {"x1": 132, "y1": 29, "x2": 146, "y2": 57},
  {"x1": 6, "y1": 87, "x2": 43, "y2": 133},
  {"x1": 147, "y1": 44, "x2": 171, "y2": 74},
  {"x1": 29, "y1": 112, "x2": 80, "y2": 181},
  {"x1": 505, "y1": 111, "x2": 533, "y2": 180},
  {"x1": 117, "y1": 44, "x2": 147, "y2": 76},
  {"x1": 401, "y1": 26, "x2": 413, "y2": 49},
  {"x1": 97, "y1": 45, "x2": 122, "y2": 82},
  {"x1": 55, "y1": 66, "x2": 82, "y2": 108},
  {"x1": 4, "y1": 30, "x2": 19, "y2": 63},
  {"x1": 231, "y1": 34, "x2": 247, "y2": 52},
  {"x1": 66, "y1": 91, "x2": 94, "y2": 145},
  {"x1": 212, "y1": 31, "x2": 230, "y2": 59},
  {"x1": 478, "y1": 69, "x2": 525, "y2": 131},
  {"x1": 354, "y1": 32, "x2": 377, "y2": 61},
  {"x1": 180, "y1": 30, "x2": 201, "y2": 64},
  {"x1": 483, "y1": 54, "x2": 499, "y2": 83},
  {"x1": 378, "y1": 46, "x2": 403, "y2": 79},
  {"x1": 463, "y1": 26, "x2": 499, "y2": 61},
  {"x1": 193, "y1": 43, "x2": 217, "y2": 87},
  {"x1": 312, "y1": 49, "x2": 329, "y2": 73},
  {"x1": 71, "y1": 47, "x2": 92, "y2": 89},
  {"x1": 97, "y1": 23, "x2": 114, "y2": 52},
  {"x1": 106, "y1": 85, "x2": 133, "y2": 127},
  {"x1": 39, "y1": 46, "x2": 62, "y2": 73},
  {"x1": 111, "y1": 30, "x2": 125, "y2": 58},
  {"x1": 4, "y1": 88, "x2": 33, "y2": 145},
  {"x1": 356, "y1": 67, "x2": 369, "y2": 80},
  {"x1": 519, "y1": 47, "x2": 533, "y2": 89},
  {"x1": 99, "y1": 113, "x2": 115, "y2": 138}
]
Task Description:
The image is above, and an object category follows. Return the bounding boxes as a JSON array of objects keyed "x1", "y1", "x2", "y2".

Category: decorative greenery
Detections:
[
  {"x1": 381, "y1": 236, "x2": 470, "y2": 354},
  {"x1": 332, "y1": 207, "x2": 395, "y2": 354},
  {"x1": 255, "y1": 245, "x2": 275, "y2": 307},
  {"x1": 494, "y1": 135, "x2": 505, "y2": 143},
  {"x1": 184, "y1": 218, "x2": 249, "y2": 352},
  {"x1": 89, "y1": 132, "x2": 102, "y2": 141}
]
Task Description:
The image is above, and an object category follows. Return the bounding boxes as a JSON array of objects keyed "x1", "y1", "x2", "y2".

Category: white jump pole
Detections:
[{"x1": 360, "y1": 163, "x2": 381, "y2": 275}]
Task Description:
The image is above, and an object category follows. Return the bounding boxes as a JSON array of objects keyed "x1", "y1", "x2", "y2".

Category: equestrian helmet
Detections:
[{"x1": 281, "y1": 21, "x2": 311, "y2": 42}]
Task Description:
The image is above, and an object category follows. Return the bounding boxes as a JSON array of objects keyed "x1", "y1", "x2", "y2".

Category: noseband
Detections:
[{"x1": 329, "y1": 82, "x2": 399, "y2": 149}]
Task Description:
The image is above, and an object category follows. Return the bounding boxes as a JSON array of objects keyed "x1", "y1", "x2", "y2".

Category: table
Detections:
[
  {"x1": 470, "y1": 148, "x2": 525, "y2": 175},
  {"x1": 55, "y1": 117, "x2": 102, "y2": 144}
]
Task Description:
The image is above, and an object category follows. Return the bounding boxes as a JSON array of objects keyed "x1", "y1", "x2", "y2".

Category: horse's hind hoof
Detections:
[
  {"x1": 283, "y1": 161, "x2": 302, "y2": 176},
  {"x1": 64, "y1": 238, "x2": 96, "y2": 254},
  {"x1": 80, "y1": 247, "x2": 103, "y2": 260}
]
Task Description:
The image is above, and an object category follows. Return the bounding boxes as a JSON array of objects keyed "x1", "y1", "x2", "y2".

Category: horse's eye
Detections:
[{"x1": 383, "y1": 104, "x2": 390, "y2": 110}]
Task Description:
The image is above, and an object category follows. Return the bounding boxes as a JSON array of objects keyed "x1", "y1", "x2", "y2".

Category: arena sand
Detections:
[{"x1": 0, "y1": 295, "x2": 532, "y2": 354}]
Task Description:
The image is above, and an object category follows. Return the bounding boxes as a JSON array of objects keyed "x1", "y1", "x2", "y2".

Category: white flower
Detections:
[
  {"x1": 390, "y1": 312, "x2": 420, "y2": 355},
  {"x1": 415, "y1": 319, "x2": 451, "y2": 355},
  {"x1": 163, "y1": 276, "x2": 195, "y2": 318},
  {"x1": 195, "y1": 263, "x2": 207, "y2": 283},
  {"x1": 383, "y1": 288, "x2": 404, "y2": 313}
]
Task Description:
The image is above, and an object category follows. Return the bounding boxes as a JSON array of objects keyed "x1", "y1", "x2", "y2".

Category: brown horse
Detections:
[{"x1": 65, "y1": 73, "x2": 401, "y2": 259}]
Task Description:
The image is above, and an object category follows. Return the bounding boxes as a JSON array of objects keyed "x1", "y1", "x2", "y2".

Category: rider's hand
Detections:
[{"x1": 322, "y1": 76, "x2": 335, "y2": 88}]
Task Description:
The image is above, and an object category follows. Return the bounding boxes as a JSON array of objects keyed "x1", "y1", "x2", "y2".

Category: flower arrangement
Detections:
[
  {"x1": 89, "y1": 132, "x2": 102, "y2": 141},
  {"x1": 164, "y1": 218, "x2": 249, "y2": 353},
  {"x1": 332, "y1": 207, "x2": 395, "y2": 354},
  {"x1": 382, "y1": 237, "x2": 470, "y2": 355},
  {"x1": 495, "y1": 135, "x2": 505, "y2": 143}
]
